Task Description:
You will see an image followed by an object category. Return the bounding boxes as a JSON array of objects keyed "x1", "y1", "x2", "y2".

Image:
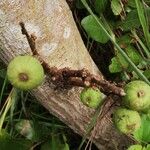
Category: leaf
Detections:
[
  {"x1": 117, "y1": 34, "x2": 132, "y2": 48},
  {"x1": 111, "y1": 0, "x2": 122, "y2": 15},
  {"x1": 15, "y1": 119, "x2": 50, "y2": 142},
  {"x1": 109, "y1": 45, "x2": 143, "y2": 73},
  {"x1": 15, "y1": 120, "x2": 35, "y2": 140},
  {"x1": 94, "y1": 0, "x2": 108, "y2": 14},
  {"x1": 0, "y1": 130, "x2": 32, "y2": 150},
  {"x1": 120, "y1": 8, "x2": 150, "y2": 31},
  {"x1": 137, "y1": 60, "x2": 148, "y2": 70},
  {"x1": 125, "y1": 46, "x2": 143, "y2": 65},
  {"x1": 81, "y1": 15, "x2": 109, "y2": 43},
  {"x1": 109, "y1": 53, "x2": 129, "y2": 73},
  {"x1": 120, "y1": 10, "x2": 140, "y2": 31},
  {"x1": 143, "y1": 70, "x2": 150, "y2": 80},
  {"x1": 109, "y1": 56, "x2": 125, "y2": 73},
  {"x1": 133, "y1": 114, "x2": 150, "y2": 143}
]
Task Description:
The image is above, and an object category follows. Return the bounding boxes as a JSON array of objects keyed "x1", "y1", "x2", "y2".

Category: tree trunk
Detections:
[{"x1": 0, "y1": 0, "x2": 133, "y2": 149}]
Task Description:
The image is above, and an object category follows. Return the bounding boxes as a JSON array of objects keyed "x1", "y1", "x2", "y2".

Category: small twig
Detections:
[
  {"x1": 19, "y1": 22, "x2": 125, "y2": 96},
  {"x1": 50, "y1": 68, "x2": 125, "y2": 96},
  {"x1": 20, "y1": 22, "x2": 54, "y2": 72},
  {"x1": 20, "y1": 22, "x2": 38, "y2": 56}
]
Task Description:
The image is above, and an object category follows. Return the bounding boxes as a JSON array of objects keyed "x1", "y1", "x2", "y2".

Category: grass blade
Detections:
[
  {"x1": 132, "y1": 30, "x2": 150, "y2": 59},
  {"x1": 78, "y1": 103, "x2": 102, "y2": 150},
  {"x1": 135, "y1": 0, "x2": 150, "y2": 50},
  {"x1": 0, "y1": 76, "x2": 8, "y2": 107},
  {"x1": 0, "y1": 88, "x2": 17, "y2": 133}
]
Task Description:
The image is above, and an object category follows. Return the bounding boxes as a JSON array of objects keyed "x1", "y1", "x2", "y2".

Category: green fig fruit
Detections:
[
  {"x1": 7, "y1": 55, "x2": 44, "y2": 90},
  {"x1": 127, "y1": 145, "x2": 143, "y2": 150},
  {"x1": 113, "y1": 108, "x2": 141, "y2": 134},
  {"x1": 123, "y1": 80, "x2": 150, "y2": 112},
  {"x1": 80, "y1": 87, "x2": 105, "y2": 108}
]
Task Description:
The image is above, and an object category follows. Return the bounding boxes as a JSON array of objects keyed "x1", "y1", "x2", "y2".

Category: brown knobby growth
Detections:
[{"x1": 20, "y1": 22, "x2": 125, "y2": 96}]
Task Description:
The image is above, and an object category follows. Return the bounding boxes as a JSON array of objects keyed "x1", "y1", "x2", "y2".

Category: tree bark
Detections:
[{"x1": 0, "y1": 0, "x2": 133, "y2": 149}]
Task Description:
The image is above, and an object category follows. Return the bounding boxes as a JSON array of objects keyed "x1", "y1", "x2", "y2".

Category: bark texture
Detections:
[{"x1": 0, "y1": 0, "x2": 133, "y2": 149}]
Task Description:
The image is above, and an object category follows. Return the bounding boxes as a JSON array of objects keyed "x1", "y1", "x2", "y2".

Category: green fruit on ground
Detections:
[
  {"x1": 7, "y1": 55, "x2": 44, "y2": 90},
  {"x1": 127, "y1": 145, "x2": 143, "y2": 150},
  {"x1": 80, "y1": 87, "x2": 104, "y2": 108},
  {"x1": 113, "y1": 108, "x2": 141, "y2": 134},
  {"x1": 123, "y1": 80, "x2": 150, "y2": 112}
]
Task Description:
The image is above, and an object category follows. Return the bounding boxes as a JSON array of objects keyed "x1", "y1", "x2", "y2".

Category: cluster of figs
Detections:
[
  {"x1": 7, "y1": 55, "x2": 150, "y2": 150},
  {"x1": 80, "y1": 80, "x2": 150, "y2": 150}
]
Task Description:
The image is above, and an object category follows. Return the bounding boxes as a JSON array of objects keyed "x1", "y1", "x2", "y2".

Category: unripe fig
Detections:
[
  {"x1": 127, "y1": 145, "x2": 143, "y2": 150},
  {"x1": 123, "y1": 80, "x2": 150, "y2": 112},
  {"x1": 113, "y1": 108, "x2": 141, "y2": 134},
  {"x1": 7, "y1": 55, "x2": 44, "y2": 90},
  {"x1": 80, "y1": 87, "x2": 105, "y2": 108}
]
